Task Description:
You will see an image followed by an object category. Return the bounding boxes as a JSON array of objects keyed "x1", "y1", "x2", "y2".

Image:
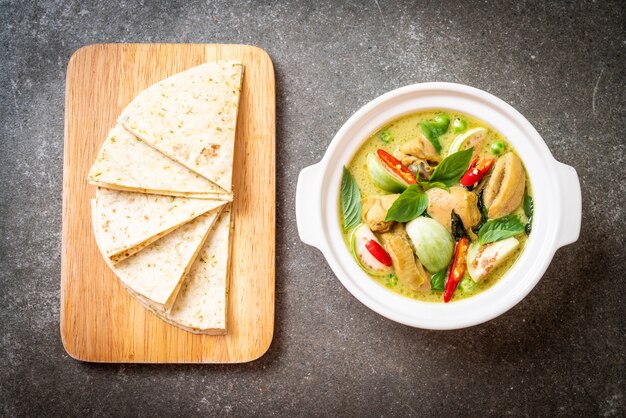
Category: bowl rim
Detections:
[{"x1": 297, "y1": 82, "x2": 578, "y2": 329}]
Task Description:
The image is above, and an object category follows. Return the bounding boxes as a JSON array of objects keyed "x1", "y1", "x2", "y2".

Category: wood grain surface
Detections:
[{"x1": 60, "y1": 44, "x2": 275, "y2": 363}]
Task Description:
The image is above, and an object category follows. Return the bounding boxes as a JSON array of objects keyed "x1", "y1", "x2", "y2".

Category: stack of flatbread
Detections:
[{"x1": 88, "y1": 61, "x2": 243, "y2": 335}]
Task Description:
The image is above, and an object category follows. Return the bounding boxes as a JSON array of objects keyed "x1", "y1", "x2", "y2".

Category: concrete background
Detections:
[{"x1": 1, "y1": 0, "x2": 624, "y2": 416}]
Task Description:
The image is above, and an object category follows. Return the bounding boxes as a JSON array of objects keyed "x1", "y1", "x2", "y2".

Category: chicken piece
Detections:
[
  {"x1": 397, "y1": 135, "x2": 441, "y2": 165},
  {"x1": 483, "y1": 152, "x2": 526, "y2": 219},
  {"x1": 380, "y1": 223, "x2": 430, "y2": 292},
  {"x1": 361, "y1": 194, "x2": 399, "y2": 233},
  {"x1": 395, "y1": 135, "x2": 441, "y2": 180},
  {"x1": 426, "y1": 186, "x2": 481, "y2": 231}
]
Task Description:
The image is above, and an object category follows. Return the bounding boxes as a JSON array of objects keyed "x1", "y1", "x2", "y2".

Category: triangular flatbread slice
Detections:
[
  {"x1": 119, "y1": 205, "x2": 233, "y2": 335},
  {"x1": 118, "y1": 61, "x2": 243, "y2": 192},
  {"x1": 94, "y1": 188, "x2": 225, "y2": 263},
  {"x1": 88, "y1": 124, "x2": 232, "y2": 200},
  {"x1": 168, "y1": 205, "x2": 232, "y2": 334},
  {"x1": 92, "y1": 201, "x2": 224, "y2": 310}
]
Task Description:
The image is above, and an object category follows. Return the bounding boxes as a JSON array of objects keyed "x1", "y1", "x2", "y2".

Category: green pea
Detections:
[
  {"x1": 433, "y1": 114, "x2": 450, "y2": 129},
  {"x1": 459, "y1": 276, "x2": 477, "y2": 293},
  {"x1": 379, "y1": 130, "x2": 393, "y2": 144},
  {"x1": 452, "y1": 117, "x2": 467, "y2": 133},
  {"x1": 491, "y1": 141, "x2": 506, "y2": 155},
  {"x1": 385, "y1": 274, "x2": 398, "y2": 287}
]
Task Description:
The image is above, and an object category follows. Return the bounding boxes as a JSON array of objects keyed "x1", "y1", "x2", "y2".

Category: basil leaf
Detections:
[
  {"x1": 341, "y1": 167, "x2": 362, "y2": 231},
  {"x1": 451, "y1": 211, "x2": 467, "y2": 240},
  {"x1": 524, "y1": 194, "x2": 533, "y2": 219},
  {"x1": 431, "y1": 270, "x2": 446, "y2": 292},
  {"x1": 472, "y1": 189, "x2": 488, "y2": 234},
  {"x1": 420, "y1": 114, "x2": 450, "y2": 153},
  {"x1": 384, "y1": 185, "x2": 428, "y2": 222},
  {"x1": 428, "y1": 147, "x2": 474, "y2": 187},
  {"x1": 524, "y1": 194, "x2": 533, "y2": 235},
  {"x1": 478, "y1": 215, "x2": 525, "y2": 245},
  {"x1": 421, "y1": 123, "x2": 442, "y2": 152},
  {"x1": 418, "y1": 181, "x2": 449, "y2": 191},
  {"x1": 477, "y1": 189, "x2": 489, "y2": 220}
]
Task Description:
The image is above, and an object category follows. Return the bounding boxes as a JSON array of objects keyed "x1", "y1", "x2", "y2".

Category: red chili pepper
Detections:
[
  {"x1": 376, "y1": 149, "x2": 417, "y2": 185},
  {"x1": 365, "y1": 239, "x2": 393, "y2": 267},
  {"x1": 443, "y1": 237, "x2": 469, "y2": 303},
  {"x1": 460, "y1": 157, "x2": 495, "y2": 187}
]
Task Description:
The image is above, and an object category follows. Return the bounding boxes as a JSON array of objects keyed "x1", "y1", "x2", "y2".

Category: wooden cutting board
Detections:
[{"x1": 61, "y1": 44, "x2": 275, "y2": 363}]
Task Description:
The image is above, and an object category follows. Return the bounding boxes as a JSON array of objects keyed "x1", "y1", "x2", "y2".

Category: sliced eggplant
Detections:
[
  {"x1": 350, "y1": 224, "x2": 394, "y2": 276},
  {"x1": 366, "y1": 153, "x2": 410, "y2": 193},
  {"x1": 448, "y1": 127, "x2": 487, "y2": 157},
  {"x1": 466, "y1": 237, "x2": 519, "y2": 282},
  {"x1": 405, "y1": 217, "x2": 454, "y2": 274}
]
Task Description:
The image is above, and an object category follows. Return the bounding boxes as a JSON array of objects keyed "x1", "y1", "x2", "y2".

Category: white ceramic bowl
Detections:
[{"x1": 296, "y1": 82, "x2": 581, "y2": 330}]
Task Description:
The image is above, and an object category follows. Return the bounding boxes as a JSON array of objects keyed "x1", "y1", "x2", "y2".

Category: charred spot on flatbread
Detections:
[{"x1": 196, "y1": 144, "x2": 221, "y2": 165}]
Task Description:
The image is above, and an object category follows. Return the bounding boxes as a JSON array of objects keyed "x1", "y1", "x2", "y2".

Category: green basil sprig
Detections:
[
  {"x1": 431, "y1": 270, "x2": 446, "y2": 292},
  {"x1": 477, "y1": 215, "x2": 525, "y2": 245},
  {"x1": 424, "y1": 147, "x2": 474, "y2": 189},
  {"x1": 384, "y1": 185, "x2": 428, "y2": 222},
  {"x1": 420, "y1": 114, "x2": 450, "y2": 153},
  {"x1": 384, "y1": 148, "x2": 475, "y2": 222},
  {"x1": 341, "y1": 167, "x2": 362, "y2": 231}
]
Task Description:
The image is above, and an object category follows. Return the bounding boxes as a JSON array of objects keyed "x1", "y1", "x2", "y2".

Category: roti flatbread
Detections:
[
  {"x1": 118, "y1": 61, "x2": 243, "y2": 192},
  {"x1": 168, "y1": 205, "x2": 232, "y2": 333},
  {"x1": 88, "y1": 124, "x2": 232, "y2": 200},
  {"x1": 94, "y1": 188, "x2": 225, "y2": 263},
  {"x1": 114, "y1": 206, "x2": 233, "y2": 335},
  {"x1": 92, "y1": 201, "x2": 224, "y2": 310}
]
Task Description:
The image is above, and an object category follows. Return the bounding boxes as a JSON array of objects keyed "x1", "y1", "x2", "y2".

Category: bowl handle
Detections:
[
  {"x1": 296, "y1": 163, "x2": 325, "y2": 249},
  {"x1": 555, "y1": 160, "x2": 582, "y2": 248}
]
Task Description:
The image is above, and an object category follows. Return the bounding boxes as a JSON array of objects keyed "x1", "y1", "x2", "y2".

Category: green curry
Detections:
[{"x1": 340, "y1": 110, "x2": 532, "y2": 303}]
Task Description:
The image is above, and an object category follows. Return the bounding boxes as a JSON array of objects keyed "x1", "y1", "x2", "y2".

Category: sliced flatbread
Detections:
[
  {"x1": 168, "y1": 205, "x2": 232, "y2": 334},
  {"x1": 117, "y1": 206, "x2": 233, "y2": 335},
  {"x1": 94, "y1": 188, "x2": 225, "y2": 263},
  {"x1": 92, "y1": 201, "x2": 223, "y2": 310},
  {"x1": 118, "y1": 61, "x2": 243, "y2": 192},
  {"x1": 88, "y1": 124, "x2": 232, "y2": 200}
]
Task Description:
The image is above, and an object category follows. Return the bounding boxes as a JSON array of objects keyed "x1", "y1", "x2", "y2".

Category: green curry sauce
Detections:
[{"x1": 341, "y1": 110, "x2": 532, "y2": 303}]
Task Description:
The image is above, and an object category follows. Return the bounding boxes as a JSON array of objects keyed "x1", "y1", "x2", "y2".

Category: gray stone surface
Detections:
[{"x1": 1, "y1": 0, "x2": 624, "y2": 416}]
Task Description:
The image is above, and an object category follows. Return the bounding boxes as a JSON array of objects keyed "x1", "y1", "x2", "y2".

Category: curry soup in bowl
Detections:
[{"x1": 340, "y1": 110, "x2": 532, "y2": 303}]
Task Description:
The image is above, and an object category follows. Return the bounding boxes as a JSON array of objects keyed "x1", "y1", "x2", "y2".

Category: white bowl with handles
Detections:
[{"x1": 296, "y1": 82, "x2": 581, "y2": 330}]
